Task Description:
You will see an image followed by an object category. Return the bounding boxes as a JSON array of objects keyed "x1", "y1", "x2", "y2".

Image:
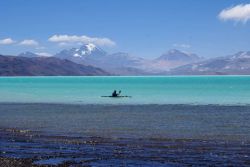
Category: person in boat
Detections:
[{"x1": 112, "y1": 90, "x2": 121, "y2": 97}]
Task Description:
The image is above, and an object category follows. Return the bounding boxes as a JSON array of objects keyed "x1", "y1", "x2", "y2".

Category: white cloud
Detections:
[
  {"x1": 173, "y1": 43, "x2": 191, "y2": 49},
  {"x1": 219, "y1": 4, "x2": 250, "y2": 23},
  {"x1": 58, "y1": 42, "x2": 70, "y2": 47},
  {"x1": 19, "y1": 39, "x2": 39, "y2": 46},
  {"x1": 48, "y1": 35, "x2": 116, "y2": 47},
  {"x1": 35, "y1": 52, "x2": 53, "y2": 57},
  {"x1": 0, "y1": 38, "x2": 16, "y2": 45},
  {"x1": 35, "y1": 46, "x2": 46, "y2": 50}
]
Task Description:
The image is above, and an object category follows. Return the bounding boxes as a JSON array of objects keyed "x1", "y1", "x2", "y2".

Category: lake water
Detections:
[
  {"x1": 0, "y1": 76, "x2": 250, "y2": 105},
  {"x1": 1, "y1": 76, "x2": 250, "y2": 166},
  {"x1": 1, "y1": 76, "x2": 250, "y2": 140}
]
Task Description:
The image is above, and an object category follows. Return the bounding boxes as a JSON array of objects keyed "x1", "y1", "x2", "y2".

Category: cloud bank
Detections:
[
  {"x1": 219, "y1": 4, "x2": 250, "y2": 23},
  {"x1": 48, "y1": 35, "x2": 116, "y2": 47},
  {"x1": 19, "y1": 39, "x2": 39, "y2": 46},
  {"x1": 0, "y1": 38, "x2": 16, "y2": 45}
]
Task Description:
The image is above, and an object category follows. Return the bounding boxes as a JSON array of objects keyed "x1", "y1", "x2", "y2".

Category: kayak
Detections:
[{"x1": 101, "y1": 96, "x2": 132, "y2": 98}]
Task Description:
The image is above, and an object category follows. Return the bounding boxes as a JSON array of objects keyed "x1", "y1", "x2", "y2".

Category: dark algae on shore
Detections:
[{"x1": 0, "y1": 157, "x2": 37, "y2": 167}]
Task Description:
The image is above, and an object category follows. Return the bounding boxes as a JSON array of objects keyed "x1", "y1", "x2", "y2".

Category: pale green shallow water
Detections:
[{"x1": 0, "y1": 76, "x2": 249, "y2": 105}]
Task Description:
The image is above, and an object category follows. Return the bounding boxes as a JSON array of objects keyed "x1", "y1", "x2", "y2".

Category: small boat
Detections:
[
  {"x1": 101, "y1": 95, "x2": 132, "y2": 98},
  {"x1": 101, "y1": 90, "x2": 131, "y2": 98}
]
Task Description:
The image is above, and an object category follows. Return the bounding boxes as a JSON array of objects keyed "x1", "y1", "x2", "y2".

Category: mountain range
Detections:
[
  {"x1": 51, "y1": 44, "x2": 203, "y2": 75},
  {"x1": 0, "y1": 55, "x2": 108, "y2": 76},
  {"x1": 170, "y1": 51, "x2": 250, "y2": 75},
  {"x1": 51, "y1": 44, "x2": 250, "y2": 75},
  {"x1": 54, "y1": 44, "x2": 148, "y2": 75},
  {"x1": 1, "y1": 43, "x2": 250, "y2": 75}
]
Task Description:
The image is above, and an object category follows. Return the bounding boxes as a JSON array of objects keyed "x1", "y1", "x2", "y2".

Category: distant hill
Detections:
[
  {"x1": 0, "y1": 55, "x2": 109, "y2": 76},
  {"x1": 169, "y1": 51, "x2": 250, "y2": 75},
  {"x1": 150, "y1": 49, "x2": 202, "y2": 71},
  {"x1": 18, "y1": 51, "x2": 40, "y2": 58}
]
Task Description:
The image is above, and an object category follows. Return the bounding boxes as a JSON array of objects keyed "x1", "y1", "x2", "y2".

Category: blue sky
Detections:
[{"x1": 0, "y1": 0, "x2": 250, "y2": 59}]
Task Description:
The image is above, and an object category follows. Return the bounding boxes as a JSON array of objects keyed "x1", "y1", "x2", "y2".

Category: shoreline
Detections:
[
  {"x1": 1, "y1": 127, "x2": 250, "y2": 166},
  {"x1": 0, "y1": 101, "x2": 250, "y2": 107},
  {"x1": 1, "y1": 103, "x2": 250, "y2": 165}
]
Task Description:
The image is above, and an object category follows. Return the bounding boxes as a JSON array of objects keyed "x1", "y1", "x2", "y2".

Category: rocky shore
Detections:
[
  {"x1": 0, "y1": 157, "x2": 33, "y2": 167},
  {"x1": 1, "y1": 127, "x2": 250, "y2": 166}
]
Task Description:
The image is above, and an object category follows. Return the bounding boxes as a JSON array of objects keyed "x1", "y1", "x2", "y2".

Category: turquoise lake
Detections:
[
  {"x1": 0, "y1": 76, "x2": 250, "y2": 105},
  {"x1": 1, "y1": 76, "x2": 250, "y2": 166}
]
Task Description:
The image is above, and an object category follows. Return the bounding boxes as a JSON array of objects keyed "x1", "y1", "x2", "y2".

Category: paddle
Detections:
[
  {"x1": 101, "y1": 90, "x2": 131, "y2": 98},
  {"x1": 101, "y1": 96, "x2": 132, "y2": 98}
]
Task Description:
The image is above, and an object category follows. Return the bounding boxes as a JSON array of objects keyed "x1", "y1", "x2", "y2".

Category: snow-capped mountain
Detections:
[
  {"x1": 54, "y1": 44, "x2": 148, "y2": 75},
  {"x1": 170, "y1": 51, "x2": 250, "y2": 75},
  {"x1": 55, "y1": 43, "x2": 107, "y2": 61},
  {"x1": 229, "y1": 51, "x2": 250, "y2": 59}
]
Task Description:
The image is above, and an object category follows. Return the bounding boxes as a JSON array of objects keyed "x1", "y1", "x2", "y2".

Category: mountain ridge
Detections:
[
  {"x1": 0, "y1": 55, "x2": 109, "y2": 76},
  {"x1": 169, "y1": 51, "x2": 250, "y2": 75},
  {"x1": 52, "y1": 44, "x2": 202, "y2": 74},
  {"x1": 15, "y1": 44, "x2": 250, "y2": 75}
]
